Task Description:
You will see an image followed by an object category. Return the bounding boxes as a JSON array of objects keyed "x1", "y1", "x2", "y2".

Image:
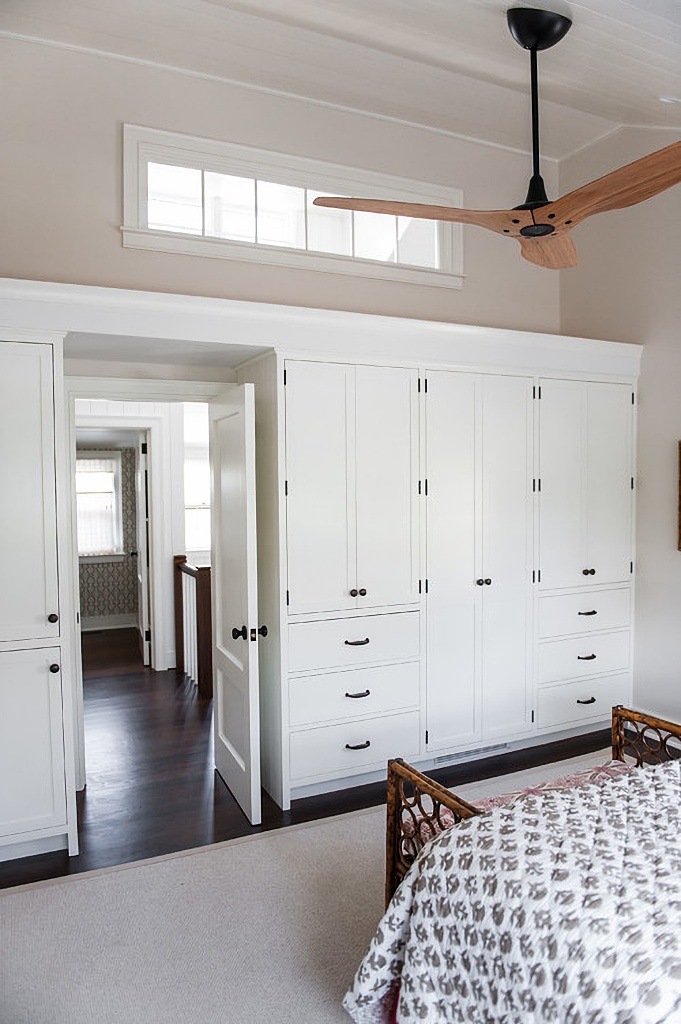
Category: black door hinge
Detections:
[
  {"x1": 283, "y1": 368, "x2": 287, "y2": 385},
  {"x1": 531, "y1": 710, "x2": 535, "y2": 724},
  {"x1": 631, "y1": 477, "x2": 634, "y2": 490},
  {"x1": 141, "y1": 442, "x2": 148, "y2": 454},
  {"x1": 418, "y1": 377, "x2": 421, "y2": 393},
  {"x1": 424, "y1": 579, "x2": 429, "y2": 593},
  {"x1": 425, "y1": 730, "x2": 429, "y2": 744},
  {"x1": 418, "y1": 579, "x2": 422, "y2": 594},
  {"x1": 285, "y1": 480, "x2": 288, "y2": 496},
  {"x1": 286, "y1": 590, "x2": 290, "y2": 606},
  {"x1": 630, "y1": 561, "x2": 634, "y2": 574},
  {"x1": 144, "y1": 628, "x2": 151, "y2": 642},
  {"x1": 632, "y1": 392, "x2": 635, "y2": 405}
]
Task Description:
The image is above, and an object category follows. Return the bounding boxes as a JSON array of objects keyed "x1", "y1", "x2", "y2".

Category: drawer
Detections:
[
  {"x1": 290, "y1": 711, "x2": 420, "y2": 782},
  {"x1": 289, "y1": 662, "x2": 419, "y2": 727},
  {"x1": 537, "y1": 674, "x2": 631, "y2": 730},
  {"x1": 538, "y1": 589, "x2": 631, "y2": 639},
  {"x1": 288, "y1": 612, "x2": 419, "y2": 674},
  {"x1": 538, "y1": 631, "x2": 630, "y2": 684}
]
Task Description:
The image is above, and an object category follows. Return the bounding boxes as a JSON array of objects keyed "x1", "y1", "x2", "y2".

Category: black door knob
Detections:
[
  {"x1": 475, "y1": 579, "x2": 484, "y2": 586},
  {"x1": 231, "y1": 626, "x2": 247, "y2": 640},
  {"x1": 349, "y1": 589, "x2": 358, "y2": 597},
  {"x1": 257, "y1": 625, "x2": 268, "y2": 638},
  {"x1": 49, "y1": 663, "x2": 60, "y2": 673},
  {"x1": 48, "y1": 613, "x2": 59, "y2": 623},
  {"x1": 358, "y1": 588, "x2": 367, "y2": 597}
]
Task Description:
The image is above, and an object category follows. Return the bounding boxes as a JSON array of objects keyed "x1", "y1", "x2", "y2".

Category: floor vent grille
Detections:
[{"x1": 433, "y1": 743, "x2": 509, "y2": 766}]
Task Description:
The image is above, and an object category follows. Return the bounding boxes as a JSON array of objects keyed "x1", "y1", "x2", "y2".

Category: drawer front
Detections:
[
  {"x1": 537, "y1": 674, "x2": 631, "y2": 730},
  {"x1": 288, "y1": 612, "x2": 419, "y2": 673},
  {"x1": 290, "y1": 711, "x2": 420, "y2": 782},
  {"x1": 538, "y1": 589, "x2": 631, "y2": 639},
  {"x1": 538, "y1": 631, "x2": 630, "y2": 684},
  {"x1": 289, "y1": 662, "x2": 419, "y2": 727}
]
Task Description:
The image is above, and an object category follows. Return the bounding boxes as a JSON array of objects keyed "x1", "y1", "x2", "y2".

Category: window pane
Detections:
[
  {"x1": 353, "y1": 211, "x2": 397, "y2": 262},
  {"x1": 306, "y1": 191, "x2": 352, "y2": 256},
  {"x1": 205, "y1": 172, "x2": 256, "y2": 242},
  {"x1": 184, "y1": 458, "x2": 211, "y2": 507},
  {"x1": 257, "y1": 181, "x2": 306, "y2": 249},
  {"x1": 185, "y1": 507, "x2": 211, "y2": 553},
  {"x1": 147, "y1": 163, "x2": 202, "y2": 234},
  {"x1": 77, "y1": 493, "x2": 116, "y2": 555},
  {"x1": 397, "y1": 217, "x2": 439, "y2": 269}
]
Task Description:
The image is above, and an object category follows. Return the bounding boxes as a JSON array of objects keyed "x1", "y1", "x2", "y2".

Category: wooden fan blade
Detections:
[
  {"x1": 550, "y1": 140, "x2": 681, "y2": 226},
  {"x1": 312, "y1": 196, "x2": 522, "y2": 235},
  {"x1": 519, "y1": 232, "x2": 578, "y2": 269}
]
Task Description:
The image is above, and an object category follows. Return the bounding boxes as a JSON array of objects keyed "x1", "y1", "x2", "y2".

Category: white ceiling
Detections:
[{"x1": 3, "y1": 0, "x2": 681, "y2": 158}]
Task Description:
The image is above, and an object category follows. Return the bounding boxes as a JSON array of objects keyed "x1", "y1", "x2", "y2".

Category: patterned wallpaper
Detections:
[{"x1": 79, "y1": 448, "x2": 139, "y2": 618}]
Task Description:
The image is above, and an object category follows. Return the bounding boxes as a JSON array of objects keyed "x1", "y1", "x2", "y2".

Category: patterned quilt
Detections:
[{"x1": 344, "y1": 760, "x2": 681, "y2": 1024}]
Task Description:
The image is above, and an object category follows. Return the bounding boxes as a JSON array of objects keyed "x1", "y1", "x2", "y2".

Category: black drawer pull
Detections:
[
  {"x1": 358, "y1": 588, "x2": 367, "y2": 597},
  {"x1": 577, "y1": 654, "x2": 597, "y2": 660},
  {"x1": 475, "y1": 579, "x2": 484, "y2": 586},
  {"x1": 344, "y1": 638, "x2": 370, "y2": 646},
  {"x1": 349, "y1": 589, "x2": 359, "y2": 597},
  {"x1": 48, "y1": 613, "x2": 59, "y2": 623},
  {"x1": 578, "y1": 610, "x2": 597, "y2": 616},
  {"x1": 345, "y1": 740, "x2": 371, "y2": 750},
  {"x1": 49, "y1": 663, "x2": 60, "y2": 674},
  {"x1": 345, "y1": 689, "x2": 370, "y2": 699},
  {"x1": 577, "y1": 697, "x2": 596, "y2": 705}
]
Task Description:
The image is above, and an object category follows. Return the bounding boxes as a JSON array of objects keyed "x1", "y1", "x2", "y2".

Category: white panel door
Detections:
[
  {"x1": 538, "y1": 379, "x2": 586, "y2": 590},
  {"x1": 425, "y1": 371, "x2": 480, "y2": 751},
  {"x1": 586, "y1": 383, "x2": 633, "y2": 584},
  {"x1": 480, "y1": 376, "x2": 533, "y2": 739},
  {"x1": 210, "y1": 385, "x2": 261, "y2": 825},
  {"x1": 0, "y1": 647, "x2": 67, "y2": 837},
  {"x1": 0, "y1": 343, "x2": 60, "y2": 642},
  {"x1": 355, "y1": 365, "x2": 419, "y2": 609},
  {"x1": 285, "y1": 361, "x2": 354, "y2": 614}
]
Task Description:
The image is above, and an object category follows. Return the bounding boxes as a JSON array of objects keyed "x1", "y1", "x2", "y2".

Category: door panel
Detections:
[
  {"x1": 0, "y1": 343, "x2": 59, "y2": 642},
  {"x1": 210, "y1": 385, "x2": 261, "y2": 825},
  {"x1": 355, "y1": 365, "x2": 419, "y2": 608},
  {"x1": 285, "y1": 362, "x2": 354, "y2": 614},
  {"x1": 586, "y1": 384, "x2": 633, "y2": 584},
  {"x1": 480, "y1": 376, "x2": 533, "y2": 739},
  {"x1": 135, "y1": 436, "x2": 151, "y2": 666},
  {"x1": 425, "y1": 371, "x2": 479, "y2": 750}
]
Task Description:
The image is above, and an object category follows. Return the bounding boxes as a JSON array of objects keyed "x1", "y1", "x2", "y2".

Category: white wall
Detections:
[
  {"x1": 559, "y1": 127, "x2": 681, "y2": 721},
  {"x1": 2, "y1": 35, "x2": 560, "y2": 334}
]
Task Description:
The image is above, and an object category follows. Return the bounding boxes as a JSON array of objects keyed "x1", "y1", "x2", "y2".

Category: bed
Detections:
[{"x1": 344, "y1": 706, "x2": 681, "y2": 1024}]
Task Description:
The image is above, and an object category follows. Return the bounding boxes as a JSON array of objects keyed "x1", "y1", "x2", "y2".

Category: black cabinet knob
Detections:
[
  {"x1": 349, "y1": 588, "x2": 358, "y2": 597},
  {"x1": 231, "y1": 625, "x2": 247, "y2": 641},
  {"x1": 49, "y1": 663, "x2": 60, "y2": 673},
  {"x1": 484, "y1": 579, "x2": 492, "y2": 586},
  {"x1": 582, "y1": 568, "x2": 596, "y2": 576},
  {"x1": 475, "y1": 579, "x2": 484, "y2": 586},
  {"x1": 358, "y1": 588, "x2": 367, "y2": 597},
  {"x1": 48, "y1": 613, "x2": 59, "y2": 623}
]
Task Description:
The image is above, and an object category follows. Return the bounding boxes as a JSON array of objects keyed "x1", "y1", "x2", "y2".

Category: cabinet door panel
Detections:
[
  {"x1": 586, "y1": 384, "x2": 633, "y2": 584},
  {"x1": 355, "y1": 365, "x2": 419, "y2": 608},
  {"x1": 480, "y1": 376, "x2": 533, "y2": 739},
  {"x1": 0, "y1": 648, "x2": 66, "y2": 837},
  {"x1": 425, "y1": 372, "x2": 479, "y2": 749},
  {"x1": 0, "y1": 344, "x2": 59, "y2": 641},
  {"x1": 285, "y1": 362, "x2": 354, "y2": 614},
  {"x1": 539, "y1": 380, "x2": 586, "y2": 589}
]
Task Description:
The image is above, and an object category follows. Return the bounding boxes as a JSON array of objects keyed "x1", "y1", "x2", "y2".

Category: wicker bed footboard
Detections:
[{"x1": 386, "y1": 706, "x2": 681, "y2": 907}]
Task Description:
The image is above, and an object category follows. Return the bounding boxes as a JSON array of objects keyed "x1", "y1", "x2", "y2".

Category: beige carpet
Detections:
[{"x1": 0, "y1": 750, "x2": 609, "y2": 1024}]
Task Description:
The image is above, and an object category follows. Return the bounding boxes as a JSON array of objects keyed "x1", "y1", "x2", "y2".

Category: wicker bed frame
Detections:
[{"x1": 385, "y1": 704, "x2": 681, "y2": 907}]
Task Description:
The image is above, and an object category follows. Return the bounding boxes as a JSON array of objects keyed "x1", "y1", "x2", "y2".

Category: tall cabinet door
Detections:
[
  {"x1": 285, "y1": 362, "x2": 355, "y2": 615},
  {"x1": 539, "y1": 379, "x2": 633, "y2": 589},
  {"x1": 425, "y1": 371, "x2": 480, "y2": 750},
  {"x1": 0, "y1": 343, "x2": 59, "y2": 642},
  {"x1": 480, "y1": 375, "x2": 534, "y2": 739},
  {"x1": 355, "y1": 365, "x2": 419, "y2": 609}
]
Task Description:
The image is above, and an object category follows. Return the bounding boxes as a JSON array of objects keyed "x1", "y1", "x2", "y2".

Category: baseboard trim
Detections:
[{"x1": 81, "y1": 614, "x2": 137, "y2": 632}]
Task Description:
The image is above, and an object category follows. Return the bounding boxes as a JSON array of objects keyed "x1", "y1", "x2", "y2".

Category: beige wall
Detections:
[
  {"x1": 560, "y1": 127, "x2": 681, "y2": 721},
  {"x1": 2, "y1": 35, "x2": 560, "y2": 333}
]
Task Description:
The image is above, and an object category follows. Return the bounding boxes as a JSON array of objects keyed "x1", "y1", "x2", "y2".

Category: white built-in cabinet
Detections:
[
  {"x1": 536, "y1": 379, "x2": 635, "y2": 731},
  {"x1": 250, "y1": 342, "x2": 638, "y2": 809},
  {"x1": 0, "y1": 337, "x2": 76, "y2": 860}
]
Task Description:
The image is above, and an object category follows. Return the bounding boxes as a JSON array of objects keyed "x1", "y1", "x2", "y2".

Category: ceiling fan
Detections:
[{"x1": 313, "y1": 7, "x2": 681, "y2": 270}]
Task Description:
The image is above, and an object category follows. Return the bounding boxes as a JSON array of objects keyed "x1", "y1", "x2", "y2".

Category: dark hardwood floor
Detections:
[{"x1": 0, "y1": 628, "x2": 610, "y2": 890}]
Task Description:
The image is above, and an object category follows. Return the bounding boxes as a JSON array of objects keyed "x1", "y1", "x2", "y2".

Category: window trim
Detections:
[
  {"x1": 122, "y1": 125, "x2": 464, "y2": 288},
  {"x1": 75, "y1": 449, "x2": 125, "y2": 558}
]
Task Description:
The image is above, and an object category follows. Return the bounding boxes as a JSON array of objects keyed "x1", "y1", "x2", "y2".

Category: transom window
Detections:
[{"x1": 123, "y1": 126, "x2": 464, "y2": 287}]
